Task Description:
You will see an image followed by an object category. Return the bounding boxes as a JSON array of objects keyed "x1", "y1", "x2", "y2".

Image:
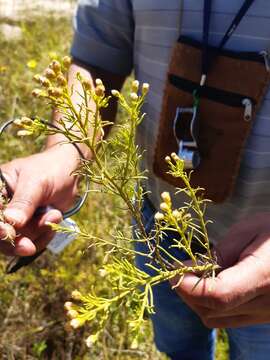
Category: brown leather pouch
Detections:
[{"x1": 153, "y1": 36, "x2": 270, "y2": 203}]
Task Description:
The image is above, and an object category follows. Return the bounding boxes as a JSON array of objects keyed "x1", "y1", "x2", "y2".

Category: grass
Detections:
[{"x1": 0, "y1": 12, "x2": 228, "y2": 360}]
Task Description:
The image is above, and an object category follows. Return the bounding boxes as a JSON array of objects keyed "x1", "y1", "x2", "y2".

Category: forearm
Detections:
[{"x1": 46, "y1": 60, "x2": 126, "y2": 161}]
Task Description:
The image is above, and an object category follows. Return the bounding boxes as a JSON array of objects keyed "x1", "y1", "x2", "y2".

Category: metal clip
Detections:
[
  {"x1": 242, "y1": 98, "x2": 252, "y2": 121},
  {"x1": 173, "y1": 106, "x2": 200, "y2": 169},
  {"x1": 260, "y1": 50, "x2": 270, "y2": 72}
]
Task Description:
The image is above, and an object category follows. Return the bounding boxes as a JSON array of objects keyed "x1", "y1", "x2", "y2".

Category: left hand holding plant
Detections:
[{"x1": 173, "y1": 212, "x2": 270, "y2": 328}]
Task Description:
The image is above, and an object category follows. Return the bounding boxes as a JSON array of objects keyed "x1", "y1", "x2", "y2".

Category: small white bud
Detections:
[
  {"x1": 154, "y1": 212, "x2": 164, "y2": 221},
  {"x1": 17, "y1": 130, "x2": 32, "y2": 137},
  {"x1": 172, "y1": 210, "x2": 181, "y2": 220},
  {"x1": 142, "y1": 82, "x2": 149, "y2": 94},
  {"x1": 95, "y1": 78, "x2": 103, "y2": 86},
  {"x1": 111, "y1": 89, "x2": 120, "y2": 97},
  {"x1": 161, "y1": 191, "x2": 171, "y2": 204},
  {"x1": 171, "y1": 152, "x2": 180, "y2": 161},
  {"x1": 85, "y1": 334, "x2": 98, "y2": 348},
  {"x1": 132, "y1": 80, "x2": 139, "y2": 92},
  {"x1": 71, "y1": 290, "x2": 82, "y2": 300},
  {"x1": 67, "y1": 309, "x2": 79, "y2": 319},
  {"x1": 160, "y1": 202, "x2": 170, "y2": 212},
  {"x1": 99, "y1": 268, "x2": 107, "y2": 277},
  {"x1": 70, "y1": 318, "x2": 83, "y2": 329},
  {"x1": 130, "y1": 92, "x2": 138, "y2": 101},
  {"x1": 64, "y1": 301, "x2": 73, "y2": 311}
]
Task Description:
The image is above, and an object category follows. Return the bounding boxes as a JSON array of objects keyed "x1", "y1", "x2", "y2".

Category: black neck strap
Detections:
[{"x1": 201, "y1": 0, "x2": 255, "y2": 84}]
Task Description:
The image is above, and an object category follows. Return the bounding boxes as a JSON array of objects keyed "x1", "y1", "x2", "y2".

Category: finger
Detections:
[
  {"x1": 13, "y1": 209, "x2": 62, "y2": 255},
  {"x1": 14, "y1": 236, "x2": 37, "y2": 256},
  {"x1": 34, "y1": 231, "x2": 56, "y2": 253},
  {"x1": 17, "y1": 209, "x2": 62, "y2": 241},
  {"x1": 206, "y1": 294, "x2": 270, "y2": 318},
  {"x1": 176, "y1": 255, "x2": 260, "y2": 311},
  {"x1": 4, "y1": 174, "x2": 49, "y2": 228},
  {"x1": 202, "y1": 314, "x2": 268, "y2": 329}
]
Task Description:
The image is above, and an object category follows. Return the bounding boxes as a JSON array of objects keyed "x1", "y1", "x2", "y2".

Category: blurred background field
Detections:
[{"x1": 0, "y1": 1, "x2": 228, "y2": 359}]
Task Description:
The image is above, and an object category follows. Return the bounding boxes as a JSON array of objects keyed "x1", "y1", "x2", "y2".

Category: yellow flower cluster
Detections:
[{"x1": 32, "y1": 56, "x2": 71, "y2": 99}]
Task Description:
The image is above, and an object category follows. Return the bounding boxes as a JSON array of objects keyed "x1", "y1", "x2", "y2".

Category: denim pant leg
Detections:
[
  {"x1": 227, "y1": 324, "x2": 270, "y2": 360},
  {"x1": 134, "y1": 198, "x2": 215, "y2": 360}
]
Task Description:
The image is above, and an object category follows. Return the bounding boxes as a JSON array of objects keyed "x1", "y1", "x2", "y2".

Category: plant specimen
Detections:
[{"x1": 14, "y1": 57, "x2": 219, "y2": 348}]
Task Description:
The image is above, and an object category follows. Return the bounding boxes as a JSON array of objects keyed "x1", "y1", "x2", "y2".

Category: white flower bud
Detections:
[
  {"x1": 131, "y1": 80, "x2": 139, "y2": 92},
  {"x1": 161, "y1": 191, "x2": 171, "y2": 204},
  {"x1": 95, "y1": 78, "x2": 103, "y2": 86},
  {"x1": 17, "y1": 130, "x2": 32, "y2": 137},
  {"x1": 160, "y1": 202, "x2": 170, "y2": 212},
  {"x1": 67, "y1": 309, "x2": 79, "y2": 319},
  {"x1": 70, "y1": 318, "x2": 83, "y2": 329},
  {"x1": 154, "y1": 212, "x2": 164, "y2": 221},
  {"x1": 64, "y1": 301, "x2": 73, "y2": 311},
  {"x1": 111, "y1": 89, "x2": 120, "y2": 97},
  {"x1": 99, "y1": 268, "x2": 107, "y2": 277},
  {"x1": 130, "y1": 92, "x2": 138, "y2": 101},
  {"x1": 172, "y1": 210, "x2": 181, "y2": 220},
  {"x1": 142, "y1": 82, "x2": 149, "y2": 94},
  {"x1": 171, "y1": 152, "x2": 180, "y2": 161},
  {"x1": 71, "y1": 290, "x2": 82, "y2": 300}
]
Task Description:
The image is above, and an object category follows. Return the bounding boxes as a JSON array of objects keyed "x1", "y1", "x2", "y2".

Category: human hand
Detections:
[
  {"x1": 0, "y1": 144, "x2": 80, "y2": 257},
  {"x1": 171, "y1": 213, "x2": 270, "y2": 328}
]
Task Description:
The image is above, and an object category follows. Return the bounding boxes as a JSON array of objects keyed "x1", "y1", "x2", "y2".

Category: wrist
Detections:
[{"x1": 46, "y1": 134, "x2": 91, "y2": 162}]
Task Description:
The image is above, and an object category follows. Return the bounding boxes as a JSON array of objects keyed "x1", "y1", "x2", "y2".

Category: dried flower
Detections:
[
  {"x1": 39, "y1": 76, "x2": 50, "y2": 88},
  {"x1": 82, "y1": 78, "x2": 91, "y2": 90},
  {"x1": 56, "y1": 74, "x2": 67, "y2": 86},
  {"x1": 0, "y1": 221, "x2": 16, "y2": 244},
  {"x1": 44, "y1": 68, "x2": 56, "y2": 79},
  {"x1": 95, "y1": 85, "x2": 105, "y2": 97},
  {"x1": 50, "y1": 60, "x2": 61, "y2": 73},
  {"x1": 32, "y1": 89, "x2": 43, "y2": 97},
  {"x1": 48, "y1": 87, "x2": 63, "y2": 98}
]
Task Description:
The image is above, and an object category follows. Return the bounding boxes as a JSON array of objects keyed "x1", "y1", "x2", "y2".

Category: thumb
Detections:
[{"x1": 4, "y1": 174, "x2": 48, "y2": 227}]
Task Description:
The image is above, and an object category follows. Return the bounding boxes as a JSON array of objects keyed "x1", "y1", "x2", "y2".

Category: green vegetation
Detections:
[{"x1": 0, "y1": 12, "x2": 228, "y2": 360}]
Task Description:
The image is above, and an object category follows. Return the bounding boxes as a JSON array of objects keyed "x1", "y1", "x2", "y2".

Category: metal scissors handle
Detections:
[{"x1": 0, "y1": 119, "x2": 90, "y2": 273}]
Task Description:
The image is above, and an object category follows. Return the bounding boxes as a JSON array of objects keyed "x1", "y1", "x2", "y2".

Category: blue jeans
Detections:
[{"x1": 134, "y1": 197, "x2": 270, "y2": 360}]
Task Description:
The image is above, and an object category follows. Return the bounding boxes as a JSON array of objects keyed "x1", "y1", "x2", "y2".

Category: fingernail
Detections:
[
  {"x1": 44, "y1": 211, "x2": 62, "y2": 224},
  {"x1": 4, "y1": 208, "x2": 26, "y2": 225}
]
